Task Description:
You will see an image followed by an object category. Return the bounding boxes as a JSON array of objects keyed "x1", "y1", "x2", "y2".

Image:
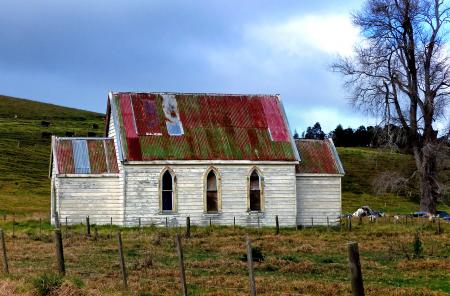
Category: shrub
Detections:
[
  {"x1": 32, "y1": 273, "x2": 63, "y2": 296},
  {"x1": 413, "y1": 232, "x2": 423, "y2": 259},
  {"x1": 240, "y1": 246, "x2": 264, "y2": 262}
]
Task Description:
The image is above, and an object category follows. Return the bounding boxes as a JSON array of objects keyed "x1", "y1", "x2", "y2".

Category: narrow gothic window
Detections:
[
  {"x1": 249, "y1": 170, "x2": 261, "y2": 211},
  {"x1": 162, "y1": 170, "x2": 173, "y2": 211},
  {"x1": 206, "y1": 170, "x2": 218, "y2": 212}
]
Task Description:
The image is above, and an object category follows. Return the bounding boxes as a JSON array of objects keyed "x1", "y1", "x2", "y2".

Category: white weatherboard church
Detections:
[{"x1": 50, "y1": 92, "x2": 344, "y2": 227}]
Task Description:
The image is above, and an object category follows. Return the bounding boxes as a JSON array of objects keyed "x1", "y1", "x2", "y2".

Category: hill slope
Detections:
[
  {"x1": 0, "y1": 95, "x2": 105, "y2": 215},
  {"x1": 0, "y1": 95, "x2": 448, "y2": 216}
]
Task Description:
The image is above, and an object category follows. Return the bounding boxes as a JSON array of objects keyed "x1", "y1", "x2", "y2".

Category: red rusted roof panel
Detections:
[
  {"x1": 295, "y1": 139, "x2": 341, "y2": 174},
  {"x1": 112, "y1": 93, "x2": 296, "y2": 161},
  {"x1": 56, "y1": 140, "x2": 74, "y2": 174}
]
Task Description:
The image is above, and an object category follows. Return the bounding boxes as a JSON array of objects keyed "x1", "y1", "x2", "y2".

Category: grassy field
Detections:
[
  {"x1": 1, "y1": 95, "x2": 450, "y2": 295},
  {"x1": 0, "y1": 219, "x2": 449, "y2": 295}
]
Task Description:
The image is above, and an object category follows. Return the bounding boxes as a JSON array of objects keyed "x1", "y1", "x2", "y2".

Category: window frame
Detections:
[
  {"x1": 203, "y1": 167, "x2": 222, "y2": 213},
  {"x1": 247, "y1": 167, "x2": 265, "y2": 212},
  {"x1": 159, "y1": 167, "x2": 177, "y2": 213}
]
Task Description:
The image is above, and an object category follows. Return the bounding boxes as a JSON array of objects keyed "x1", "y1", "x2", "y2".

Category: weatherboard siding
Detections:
[
  {"x1": 296, "y1": 175, "x2": 342, "y2": 226},
  {"x1": 123, "y1": 163, "x2": 297, "y2": 227},
  {"x1": 55, "y1": 176, "x2": 123, "y2": 225}
]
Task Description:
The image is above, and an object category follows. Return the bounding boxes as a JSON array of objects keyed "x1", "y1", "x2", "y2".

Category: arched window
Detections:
[
  {"x1": 161, "y1": 169, "x2": 175, "y2": 212},
  {"x1": 249, "y1": 169, "x2": 263, "y2": 211},
  {"x1": 206, "y1": 169, "x2": 219, "y2": 212}
]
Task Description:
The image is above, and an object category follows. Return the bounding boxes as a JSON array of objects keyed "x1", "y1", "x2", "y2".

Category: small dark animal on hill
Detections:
[{"x1": 41, "y1": 121, "x2": 51, "y2": 127}]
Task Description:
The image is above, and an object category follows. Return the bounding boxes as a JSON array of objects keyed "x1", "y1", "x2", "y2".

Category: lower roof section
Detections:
[
  {"x1": 295, "y1": 139, "x2": 345, "y2": 175},
  {"x1": 52, "y1": 137, "x2": 119, "y2": 175}
]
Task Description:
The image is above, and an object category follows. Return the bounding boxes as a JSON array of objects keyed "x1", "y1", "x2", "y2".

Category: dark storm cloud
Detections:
[{"x1": 0, "y1": 0, "x2": 371, "y2": 133}]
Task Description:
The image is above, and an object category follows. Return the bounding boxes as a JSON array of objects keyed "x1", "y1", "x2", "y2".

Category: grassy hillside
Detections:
[
  {"x1": 0, "y1": 94, "x2": 448, "y2": 216},
  {"x1": 339, "y1": 147, "x2": 450, "y2": 214},
  {"x1": 0, "y1": 95, "x2": 105, "y2": 215}
]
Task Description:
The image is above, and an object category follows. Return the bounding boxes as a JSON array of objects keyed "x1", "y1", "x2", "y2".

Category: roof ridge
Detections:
[
  {"x1": 111, "y1": 91, "x2": 281, "y2": 98},
  {"x1": 55, "y1": 137, "x2": 114, "y2": 140}
]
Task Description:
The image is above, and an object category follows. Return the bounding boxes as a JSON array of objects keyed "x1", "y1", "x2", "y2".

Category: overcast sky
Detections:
[{"x1": 0, "y1": 0, "x2": 379, "y2": 134}]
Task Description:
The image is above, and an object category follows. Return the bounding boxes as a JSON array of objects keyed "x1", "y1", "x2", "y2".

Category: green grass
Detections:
[
  {"x1": 338, "y1": 147, "x2": 450, "y2": 214},
  {"x1": 0, "y1": 95, "x2": 105, "y2": 215}
]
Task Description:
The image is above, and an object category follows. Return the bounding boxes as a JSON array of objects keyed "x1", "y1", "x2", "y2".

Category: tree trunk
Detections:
[{"x1": 414, "y1": 143, "x2": 439, "y2": 214}]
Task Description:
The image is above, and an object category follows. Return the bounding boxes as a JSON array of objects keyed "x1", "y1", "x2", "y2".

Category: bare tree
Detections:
[{"x1": 332, "y1": 0, "x2": 450, "y2": 214}]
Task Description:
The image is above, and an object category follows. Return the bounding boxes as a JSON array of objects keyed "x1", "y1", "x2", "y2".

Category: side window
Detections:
[
  {"x1": 206, "y1": 169, "x2": 219, "y2": 212},
  {"x1": 161, "y1": 170, "x2": 174, "y2": 212},
  {"x1": 249, "y1": 169, "x2": 263, "y2": 211}
]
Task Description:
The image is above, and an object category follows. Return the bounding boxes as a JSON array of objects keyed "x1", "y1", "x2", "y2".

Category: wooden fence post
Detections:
[
  {"x1": 55, "y1": 211, "x2": 60, "y2": 229},
  {"x1": 86, "y1": 216, "x2": 91, "y2": 237},
  {"x1": 437, "y1": 218, "x2": 441, "y2": 235},
  {"x1": 348, "y1": 217, "x2": 352, "y2": 231},
  {"x1": 233, "y1": 217, "x2": 236, "y2": 230},
  {"x1": 257, "y1": 216, "x2": 260, "y2": 228},
  {"x1": 12, "y1": 215, "x2": 15, "y2": 239},
  {"x1": 39, "y1": 218, "x2": 42, "y2": 240},
  {"x1": 311, "y1": 217, "x2": 313, "y2": 227},
  {"x1": 165, "y1": 217, "x2": 168, "y2": 228},
  {"x1": 348, "y1": 241, "x2": 364, "y2": 296},
  {"x1": 64, "y1": 217, "x2": 68, "y2": 239},
  {"x1": 117, "y1": 232, "x2": 128, "y2": 289},
  {"x1": 246, "y1": 237, "x2": 257, "y2": 296},
  {"x1": 109, "y1": 217, "x2": 113, "y2": 239},
  {"x1": 185, "y1": 217, "x2": 191, "y2": 238},
  {"x1": 54, "y1": 229, "x2": 65, "y2": 275},
  {"x1": 138, "y1": 217, "x2": 141, "y2": 230},
  {"x1": 275, "y1": 215, "x2": 279, "y2": 235},
  {"x1": 175, "y1": 233, "x2": 188, "y2": 296},
  {"x1": 0, "y1": 229, "x2": 9, "y2": 274},
  {"x1": 209, "y1": 217, "x2": 212, "y2": 227}
]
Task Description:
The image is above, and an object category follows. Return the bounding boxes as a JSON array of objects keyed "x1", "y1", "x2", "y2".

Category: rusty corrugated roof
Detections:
[
  {"x1": 109, "y1": 92, "x2": 298, "y2": 161},
  {"x1": 53, "y1": 138, "x2": 119, "y2": 174},
  {"x1": 295, "y1": 139, "x2": 344, "y2": 174}
]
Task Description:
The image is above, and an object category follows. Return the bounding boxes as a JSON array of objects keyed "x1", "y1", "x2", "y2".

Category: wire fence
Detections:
[{"x1": 0, "y1": 214, "x2": 448, "y2": 295}]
